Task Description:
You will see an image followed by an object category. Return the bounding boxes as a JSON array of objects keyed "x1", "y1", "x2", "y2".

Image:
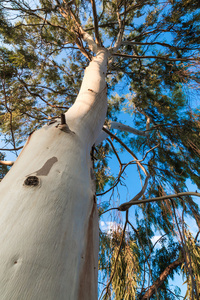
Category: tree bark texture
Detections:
[{"x1": 0, "y1": 49, "x2": 108, "y2": 300}]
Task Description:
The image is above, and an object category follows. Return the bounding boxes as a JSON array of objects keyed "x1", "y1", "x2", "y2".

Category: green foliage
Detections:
[
  {"x1": 99, "y1": 227, "x2": 140, "y2": 300},
  {"x1": 111, "y1": 229, "x2": 140, "y2": 300},
  {"x1": 0, "y1": 152, "x2": 9, "y2": 181},
  {"x1": 0, "y1": 0, "x2": 200, "y2": 298},
  {"x1": 182, "y1": 230, "x2": 200, "y2": 300}
]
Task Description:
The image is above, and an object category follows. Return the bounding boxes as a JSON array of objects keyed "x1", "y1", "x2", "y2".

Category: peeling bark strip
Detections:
[
  {"x1": 140, "y1": 258, "x2": 182, "y2": 299},
  {"x1": 78, "y1": 202, "x2": 98, "y2": 300},
  {"x1": 35, "y1": 157, "x2": 58, "y2": 176}
]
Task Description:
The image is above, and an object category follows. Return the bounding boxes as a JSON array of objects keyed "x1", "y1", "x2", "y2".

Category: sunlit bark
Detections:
[{"x1": 0, "y1": 48, "x2": 108, "y2": 300}]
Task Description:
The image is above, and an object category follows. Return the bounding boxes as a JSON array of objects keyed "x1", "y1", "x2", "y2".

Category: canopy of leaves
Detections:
[{"x1": 0, "y1": 0, "x2": 200, "y2": 298}]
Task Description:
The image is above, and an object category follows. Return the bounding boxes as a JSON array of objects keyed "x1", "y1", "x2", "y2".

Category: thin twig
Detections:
[
  {"x1": 107, "y1": 138, "x2": 122, "y2": 169},
  {"x1": 0, "y1": 147, "x2": 23, "y2": 151},
  {"x1": 112, "y1": 53, "x2": 200, "y2": 62},
  {"x1": 102, "y1": 127, "x2": 148, "y2": 176},
  {"x1": 18, "y1": 78, "x2": 67, "y2": 109},
  {"x1": 97, "y1": 144, "x2": 157, "y2": 197},
  {"x1": 121, "y1": 41, "x2": 194, "y2": 51},
  {"x1": 99, "y1": 207, "x2": 118, "y2": 216},
  {"x1": 118, "y1": 174, "x2": 150, "y2": 211}
]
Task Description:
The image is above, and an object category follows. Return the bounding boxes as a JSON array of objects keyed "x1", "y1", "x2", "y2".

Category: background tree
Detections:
[{"x1": 0, "y1": 0, "x2": 200, "y2": 299}]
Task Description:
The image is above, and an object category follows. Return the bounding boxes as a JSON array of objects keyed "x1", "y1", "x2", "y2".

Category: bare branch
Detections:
[
  {"x1": 18, "y1": 78, "x2": 67, "y2": 109},
  {"x1": 0, "y1": 160, "x2": 14, "y2": 166},
  {"x1": 99, "y1": 207, "x2": 118, "y2": 216},
  {"x1": 195, "y1": 231, "x2": 200, "y2": 242},
  {"x1": 107, "y1": 138, "x2": 122, "y2": 168},
  {"x1": 84, "y1": 21, "x2": 118, "y2": 32},
  {"x1": 109, "y1": 121, "x2": 147, "y2": 136},
  {"x1": 111, "y1": 0, "x2": 126, "y2": 52},
  {"x1": 118, "y1": 174, "x2": 150, "y2": 211},
  {"x1": 119, "y1": 192, "x2": 200, "y2": 211},
  {"x1": 97, "y1": 144, "x2": 157, "y2": 197},
  {"x1": 121, "y1": 41, "x2": 194, "y2": 51},
  {"x1": 59, "y1": 1, "x2": 98, "y2": 53},
  {"x1": 102, "y1": 127, "x2": 148, "y2": 176},
  {"x1": 140, "y1": 258, "x2": 183, "y2": 300},
  {"x1": 112, "y1": 53, "x2": 200, "y2": 62},
  {"x1": 95, "y1": 120, "x2": 147, "y2": 145},
  {"x1": 90, "y1": 0, "x2": 101, "y2": 45},
  {"x1": 119, "y1": 1, "x2": 146, "y2": 16},
  {"x1": 0, "y1": 147, "x2": 23, "y2": 151}
]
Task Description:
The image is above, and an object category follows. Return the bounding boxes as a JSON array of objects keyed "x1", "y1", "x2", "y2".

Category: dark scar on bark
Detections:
[
  {"x1": 24, "y1": 176, "x2": 39, "y2": 186},
  {"x1": 35, "y1": 156, "x2": 58, "y2": 176}
]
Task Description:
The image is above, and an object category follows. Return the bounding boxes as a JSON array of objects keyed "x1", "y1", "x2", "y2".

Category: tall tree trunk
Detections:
[{"x1": 0, "y1": 48, "x2": 108, "y2": 300}]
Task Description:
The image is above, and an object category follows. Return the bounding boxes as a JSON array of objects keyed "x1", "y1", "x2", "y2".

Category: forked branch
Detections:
[
  {"x1": 56, "y1": 0, "x2": 98, "y2": 54},
  {"x1": 102, "y1": 126, "x2": 148, "y2": 176},
  {"x1": 111, "y1": 0, "x2": 126, "y2": 52},
  {"x1": 118, "y1": 174, "x2": 150, "y2": 211}
]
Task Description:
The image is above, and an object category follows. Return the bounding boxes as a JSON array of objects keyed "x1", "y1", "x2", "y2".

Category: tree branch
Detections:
[
  {"x1": 90, "y1": 0, "x2": 101, "y2": 45},
  {"x1": 95, "y1": 120, "x2": 148, "y2": 145},
  {"x1": 0, "y1": 160, "x2": 14, "y2": 166},
  {"x1": 112, "y1": 53, "x2": 200, "y2": 62},
  {"x1": 102, "y1": 127, "x2": 148, "y2": 176},
  {"x1": 0, "y1": 147, "x2": 23, "y2": 151},
  {"x1": 109, "y1": 121, "x2": 147, "y2": 136},
  {"x1": 97, "y1": 144, "x2": 158, "y2": 197},
  {"x1": 18, "y1": 78, "x2": 67, "y2": 109},
  {"x1": 118, "y1": 192, "x2": 200, "y2": 211},
  {"x1": 140, "y1": 258, "x2": 183, "y2": 300},
  {"x1": 111, "y1": 0, "x2": 126, "y2": 52},
  {"x1": 62, "y1": 1, "x2": 98, "y2": 53},
  {"x1": 122, "y1": 41, "x2": 194, "y2": 51},
  {"x1": 118, "y1": 174, "x2": 150, "y2": 211}
]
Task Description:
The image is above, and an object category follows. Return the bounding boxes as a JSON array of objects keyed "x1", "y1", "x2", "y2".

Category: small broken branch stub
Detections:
[
  {"x1": 24, "y1": 176, "x2": 39, "y2": 186},
  {"x1": 61, "y1": 113, "x2": 66, "y2": 125}
]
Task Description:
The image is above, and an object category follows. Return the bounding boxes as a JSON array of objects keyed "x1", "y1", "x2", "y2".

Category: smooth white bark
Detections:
[
  {"x1": 65, "y1": 48, "x2": 108, "y2": 148},
  {"x1": 95, "y1": 121, "x2": 146, "y2": 145},
  {"x1": 0, "y1": 49, "x2": 108, "y2": 300}
]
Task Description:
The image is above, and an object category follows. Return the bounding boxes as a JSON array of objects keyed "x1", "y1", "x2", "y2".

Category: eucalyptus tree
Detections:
[{"x1": 0, "y1": 0, "x2": 200, "y2": 299}]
